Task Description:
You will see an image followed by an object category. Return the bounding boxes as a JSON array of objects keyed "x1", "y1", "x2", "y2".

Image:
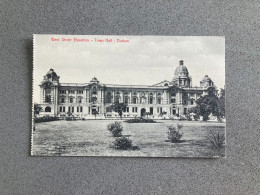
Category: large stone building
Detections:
[{"x1": 37, "y1": 60, "x2": 217, "y2": 119}]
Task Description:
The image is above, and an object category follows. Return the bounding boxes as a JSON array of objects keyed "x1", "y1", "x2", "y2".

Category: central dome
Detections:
[{"x1": 174, "y1": 60, "x2": 189, "y2": 77}]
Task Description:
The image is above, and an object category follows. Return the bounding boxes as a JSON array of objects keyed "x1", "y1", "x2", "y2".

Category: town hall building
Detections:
[{"x1": 37, "y1": 60, "x2": 217, "y2": 119}]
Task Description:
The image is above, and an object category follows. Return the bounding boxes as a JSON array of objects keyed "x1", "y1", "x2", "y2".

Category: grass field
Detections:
[{"x1": 32, "y1": 120, "x2": 225, "y2": 158}]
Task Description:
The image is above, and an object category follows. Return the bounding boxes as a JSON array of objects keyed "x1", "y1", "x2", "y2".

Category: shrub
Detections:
[
  {"x1": 167, "y1": 124, "x2": 183, "y2": 143},
  {"x1": 34, "y1": 116, "x2": 59, "y2": 123},
  {"x1": 65, "y1": 117, "x2": 73, "y2": 121},
  {"x1": 125, "y1": 118, "x2": 156, "y2": 123},
  {"x1": 81, "y1": 118, "x2": 86, "y2": 120},
  {"x1": 113, "y1": 137, "x2": 133, "y2": 150},
  {"x1": 107, "y1": 122, "x2": 123, "y2": 137},
  {"x1": 207, "y1": 131, "x2": 225, "y2": 149}
]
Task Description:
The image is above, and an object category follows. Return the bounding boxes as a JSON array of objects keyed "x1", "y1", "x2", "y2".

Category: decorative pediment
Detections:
[
  {"x1": 41, "y1": 81, "x2": 55, "y2": 87},
  {"x1": 152, "y1": 80, "x2": 170, "y2": 87}
]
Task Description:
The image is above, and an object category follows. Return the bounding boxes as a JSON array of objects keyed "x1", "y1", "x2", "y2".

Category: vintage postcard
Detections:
[{"x1": 32, "y1": 35, "x2": 225, "y2": 157}]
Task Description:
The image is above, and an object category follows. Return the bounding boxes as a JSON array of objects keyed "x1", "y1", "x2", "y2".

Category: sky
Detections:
[{"x1": 33, "y1": 35, "x2": 225, "y2": 102}]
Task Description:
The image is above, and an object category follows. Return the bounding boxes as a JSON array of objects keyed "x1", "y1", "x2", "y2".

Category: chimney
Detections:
[{"x1": 179, "y1": 60, "x2": 184, "y2": 65}]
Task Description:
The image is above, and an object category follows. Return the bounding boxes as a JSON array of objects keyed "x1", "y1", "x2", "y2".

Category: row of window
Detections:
[
  {"x1": 59, "y1": 90, "x2": 83, "y2": 94},
  {"x1": 60, "y1": 97, "x2": 82, "y2": 103},
  {"x1": 59, "y1": 106, "x2": 83, "y2": 113}
]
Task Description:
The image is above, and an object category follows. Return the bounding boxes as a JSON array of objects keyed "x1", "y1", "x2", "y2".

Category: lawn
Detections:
[{"x1": 32, "y1": 120, "x2": 225, "y2": 158}]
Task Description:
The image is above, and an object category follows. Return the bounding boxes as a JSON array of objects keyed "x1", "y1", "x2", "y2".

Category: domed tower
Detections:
[
  {"x1": 200, "y1": 75, "x2": 214, "y2": 87},
  {"x1": 44, "y1": 68, "x2": 60, "y2": 82},
  {"x1": 172, "y1": 60, "x2": 192, "y2": 87},
  {"x1": 39, "y1": 69, "x2": 60, "y2": 116}
]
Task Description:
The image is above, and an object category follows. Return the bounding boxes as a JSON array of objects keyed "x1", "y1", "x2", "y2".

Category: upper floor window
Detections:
[
  {"x1": 78, "y1": 98, "x2": 82, "y2": 103},
  {"x1": 77, "y1": 90, "x2": 83, "y2": 94},
  {"x1": 45, "y1": 95, "x2": 51, "y2": 103},
  {"x1": 124, "y1": 96, "x2": 128, "y2": 104},
  {"x1": 157, "y1": 98, "x2": 161, "y2": 104},
  {"x1": 61, "y1": 97, "x2": 65, "y2": 103},
  {"x1": 69, "y1": 90, "x2": 75, "y2": 94},
  {"x1": 70, "y1": 98, "x2": 73, "y2": 103},
  {"x1": 59, "y1": 90, "x2": 66, "y2": 94},
  {"x1": 149, "y1": 97, "x2": 153, "y2": 104},
  {"x1": 171, "y1": 98, "x2": 176, "y2": 104},
  {"x1": 132, "y1": 97, "x2": 137, "y2": 104},
  {"x1": 115, "y1": 95, "x2": 120, "y2": 103},
  {"x1": 106, "y1": 92, "x2": 112, "y2": 103}
]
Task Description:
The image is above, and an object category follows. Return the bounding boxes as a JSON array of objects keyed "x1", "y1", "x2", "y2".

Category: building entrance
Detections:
[{"x1": 141, "y1": 108, "x2": 146, "y2": 117}]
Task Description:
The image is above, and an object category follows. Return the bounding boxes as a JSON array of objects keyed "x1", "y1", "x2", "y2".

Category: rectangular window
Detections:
[
  {"x1": 160, "y1": 107, "x2": 162, "y2": 113},
  {"x1": 68, "y1": 107, "x2": 71, "y2": 112},
  {"x1": 63, "y1": 106, "x2": 65, "y2": 112},
  {"x1": 72, "y1": 107, "x2": 74, "y2": 113},
  {"x1": 77, "y1": 107, "x2": 79, "y2": 112},
  {"x1": 80, "y1": 107, "x2": 83, "y2": 112},
  {"x1": 126, "y1": 107, "x2": 129, "y2": 112},
  {"x1": 150, "y1": 107, "x2": 153, "y2": 114},
  {"x1": 60, "y1": 107, "x2": 62, "y2": 112},
  {"x1": 69, "y1": 90, "x2": 75, "y2": 94}
]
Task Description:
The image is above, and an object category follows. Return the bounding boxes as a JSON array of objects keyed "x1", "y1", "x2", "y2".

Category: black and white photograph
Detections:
[{"x1": 32, "y1": 35, "x2": 225, "y2": 157}]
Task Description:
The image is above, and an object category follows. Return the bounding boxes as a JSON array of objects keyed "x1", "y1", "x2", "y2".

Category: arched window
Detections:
[
  {"x1": 124, "y1": 92, "x2": 129, "y2": 104},
  {"x1": 78, "y1": 98, "x2": 82, "y2": 103},
  {"x1": 70, "y1": 98, "x2": 73, "y2": 103},
  {"x1": 157, "y1": 98, "x2": 161, "y2": 104},
  {"x1": 61, "y1": 97, "x2": 65, "y2": 103},
  {"x1": 45, "y1": 88, "x2": 51, "y2": 103},
  {"x1": 115, "y1": 95, "x2": 120, "y2": 103},
  {"x1": 45, "y1": 107, "x2": 51, "y2": 112},
  {"x1": 149, "y1": 97, "x2": 153, "y2": 104},
  {"x1": 106, "y1": 92, "x2": 112, "y2": 103},
  {"x1": 132, "y1": 97, "x2": 137, "y2": 104},
  {"x1": 124, "y1": 96, "x2": 128, "y2": 104}
]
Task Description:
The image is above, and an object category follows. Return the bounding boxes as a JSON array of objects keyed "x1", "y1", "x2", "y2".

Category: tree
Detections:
[
  {"x1": 188, "y1": 91, "x2": 225, "y2": 122},
  {"x1": 34, "y1": 103, "x2": 42, "y2": 118},
  {"x1": 219, "y1": 88, "x2": 225, "y2": 118},
  {"x1": 67, "y1": 111, "x2": 73, "y2": 117},
  {"x1": 107, "y1": 102, "x2": 127, "y2": 119},
  {"x1": 33, "y1": 103, "x2": 42, "y2": 131}
]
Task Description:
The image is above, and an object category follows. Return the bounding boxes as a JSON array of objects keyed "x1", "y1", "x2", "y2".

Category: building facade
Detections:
[{"x1": 37, "y1": 60, "x2": 217, "y2": 118}]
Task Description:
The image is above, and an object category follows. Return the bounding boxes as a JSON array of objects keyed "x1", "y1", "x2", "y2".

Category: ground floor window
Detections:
[
  {"x1": 184, "y1": 108, "x2": 187, "y2": 115},
  {"x1": 172, "y1": 109, "x2": 176, "y2": 115},
  {"x1": 157, "y1": 107, "x2": 162, "y2": 114},
  {"x1": 60, "y1": 106, "x2": 66, "y2": 112},
  {"x1": 132, "y1": 107, "x2": 138, "y2": 113},
  {"x1": 45, "y1": 106, "x2": 51, "y2": 112},
  {"x1": 150, "y1": 107, "x2": 153, "y2": 114}
]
